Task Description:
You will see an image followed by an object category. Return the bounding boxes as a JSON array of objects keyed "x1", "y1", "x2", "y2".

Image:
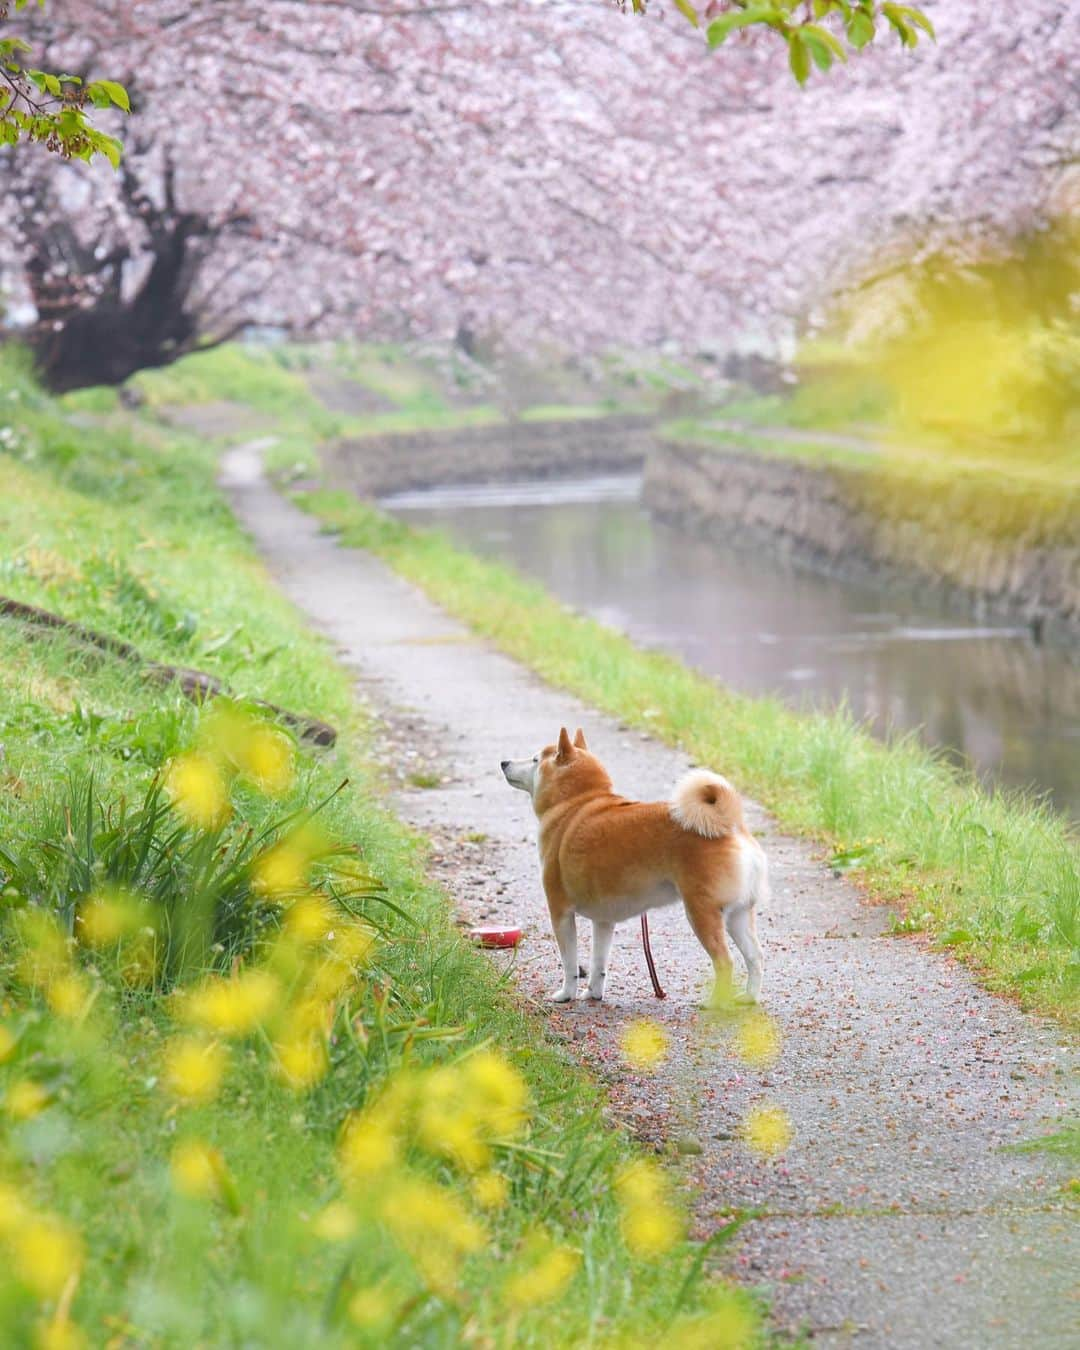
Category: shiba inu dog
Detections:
[{"x1": 501, "y1": 727, "x2": 767, "y2": 1004}]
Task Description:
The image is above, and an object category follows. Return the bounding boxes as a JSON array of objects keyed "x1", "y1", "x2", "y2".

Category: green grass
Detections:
[
  {"x1": 296, "y1": 490, "x2": 1080, "y2": 1026},
  {"x1": 0, "y1": 344, "x2": 762, "y2": 1347}
]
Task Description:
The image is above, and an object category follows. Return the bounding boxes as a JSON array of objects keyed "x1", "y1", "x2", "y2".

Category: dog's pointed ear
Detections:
[
  {"x1": 556, "y1": 726, "x2": 573, "y2": 762},
  {"x1": 573, "y1": 727, "x2": 587, "y2": 750}
]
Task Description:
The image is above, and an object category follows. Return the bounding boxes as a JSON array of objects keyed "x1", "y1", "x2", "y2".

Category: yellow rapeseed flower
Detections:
[
  {"x1": 239, "y1": 726, "x2": 295, "y2": 796},
  {"x1": 273, "y1": 1034, "x2": 328, "y2": 1091},
  {"x1": 163, "y1": 1037, "x2": 228, "y2": 1105},
  {"x1": 6, "y1": 1079, "x2": 49, "y2": 1120},
  {"x1": 741, "y1": 1104, "x2": 794, "y2": 1158},
  {"x1": 338, "y1": 1113, "x2": 399, "y2": 1184},
  {"x1": 733, "y1": 1010, "x2": 781, "y2": 1069},
  {"x1": 252, "y1": 844, "x2": 307, "y2": 900},
  {"x1": 667, "y1": 1288, "x2": 760, "y2": 1350},
  {"x1": 76, "y1": 891, "x2": 143, "y2": 947},
  {"x1": 620, "y1": 1202, "x2": 683, "y2": 1258},
  {"x1": 348, "y1": 1284, "x2": 396, "y2": 1331},
  {"x1": 471, "y1": 1170, "x2": 510, "y2": 1211},
  {"x1": 34, "y1": 1319, "x2": 87, "y2": 1350},
  {"x1": 283, "y1": 894, "x2": 337, "y2": 944},
  {"x1": 181, "y1": 969, "x2": 280, "y2": 1038},
  {"x1": 165, "y1": 753, "x2": 231, "y2": 831},
  {"x1": 461, "y1": 1050, "x2": 528, "y2": 1136},
  {"x1": 330, "y1": 922, "x2": 377, "y2": 966},
  {"x1": 169, "y1": 1138, "x2": 240, "y2": 1212},
  {"x1": 311, "y1": 1201, "x2": 357, "y2": 1242},
  {"x1": 619, "y1": 1019, "x2": 670, "y2": 1071},
  {"x1": 381, "y1": 1176, "x2": 485, "y2": 1293},
  {"x1": 614, "y1": 1159, "x2": 663, "y2": 1208},
  {"x1": 12, "y1": 1216, "x2": 83, "y2": 1298},
  {"x1": 503, "y1": 1240, "x2": 580, "y2": 1309},
  {"x1": 14, "y1": 910, "x2": 70, "y2": 991},
  {"x1": 46, "y1": 973, "x2": 93, "y2": 1021}
]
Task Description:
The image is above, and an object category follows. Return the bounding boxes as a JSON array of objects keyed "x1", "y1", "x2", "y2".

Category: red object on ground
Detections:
[
  {"x1": 470, "y1": 926, "x2": 523, "y2": 948},
  {"x1": 641, "y1": 912, "x2": 667, "y2": 999}
]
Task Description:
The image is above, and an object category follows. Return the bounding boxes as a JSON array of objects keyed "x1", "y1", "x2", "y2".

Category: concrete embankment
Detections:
[
  {"x1": 643, "y1": 437, "x2": 1080, "y2": 642},
  {"x1": 324, "y1": 413, "x2": 654, "y2": 497}
]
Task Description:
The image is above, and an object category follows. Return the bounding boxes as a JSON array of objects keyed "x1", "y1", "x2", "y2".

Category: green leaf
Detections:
[
  {"x1": 939, "y1": 928, "x2": 974, "y2": 947},
  {"x1": 42, "y1": 72, "x2": 62, "y2": 96},
  {"x1": 846, "y1": 9, "x2": 874, "y2": 47},
  {"x1": 882, "y1": 4, "x2": 918, "y2": 45},
  {"x1": 706, "y1": 6, "x2": 778, "y2": 47},
  {"x1": 889, "y1": 3, "x2": 935, "y2": 38},
  {"x1": 788, "y1": 30, "x2": 811, "y2": 83},
  {"x1": 801, "y1": 22, "x2": 847, "y2": 62},
  {"x1": 672, "y1": 0, "x2": 700, "y2": 28},
  {"x1": 89, "y1": 79, "x2": 131, "y2": 112}
]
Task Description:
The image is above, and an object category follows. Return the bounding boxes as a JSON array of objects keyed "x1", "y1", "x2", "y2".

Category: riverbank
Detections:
[
  {"x1": 0, "y1": 346, "x2": 749, "y2": 1346},
  {"x1": 646, "y1": 426, "x2": 1080, "y2": 643}
]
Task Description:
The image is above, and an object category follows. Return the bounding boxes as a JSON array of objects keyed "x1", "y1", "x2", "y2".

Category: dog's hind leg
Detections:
[
  {"x1": 726, "y1": 904, "x2": 764, "y2": 1004},
  {"x1": 550, "y1": 910, "x2": 579, "y2": 1003},
  {"x1": 587, "y1": 920, "x2": 615, "y2": 1001},
  {"x1": 681, "y1": 888, "x2": 734, "y2": 1006}
]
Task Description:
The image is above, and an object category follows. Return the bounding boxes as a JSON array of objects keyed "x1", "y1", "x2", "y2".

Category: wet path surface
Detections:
[{"x1": 223, "y1": 446, "x2": 1078, "y2": 1348}]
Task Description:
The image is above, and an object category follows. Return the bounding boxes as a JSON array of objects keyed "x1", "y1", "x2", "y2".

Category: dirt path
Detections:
[{"x1": 221, "y1": 444, "x2": 1078, "y2": 1348}]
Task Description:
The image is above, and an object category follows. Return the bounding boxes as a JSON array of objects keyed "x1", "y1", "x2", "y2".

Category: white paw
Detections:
[
  {"x1": 550, "y1": 987, "x2": 575, "y2": 1003},
  {"x1": 585, "y1": 985, "x2": 605, "y2": 1001},
  {"x1": 734, "y1": 990, "x2": 759, "y2": 1006}
]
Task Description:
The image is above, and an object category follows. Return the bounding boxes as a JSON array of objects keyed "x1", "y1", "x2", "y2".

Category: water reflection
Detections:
[{"x1": 387, "y1": 476, "x2": 1080, "y2": 819}]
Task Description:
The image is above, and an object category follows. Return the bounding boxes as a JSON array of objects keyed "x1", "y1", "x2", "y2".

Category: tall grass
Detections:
[{"x1": 300, "y1": 490, "x2": 1080, "y2": 1023}]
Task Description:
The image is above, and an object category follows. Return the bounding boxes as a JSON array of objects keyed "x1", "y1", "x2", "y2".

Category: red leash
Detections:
[{"x1": 640, "y1": 913, "x2": 667, "y2": 999}]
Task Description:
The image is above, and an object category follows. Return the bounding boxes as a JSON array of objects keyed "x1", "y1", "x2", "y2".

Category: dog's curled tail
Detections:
[{"x1": 670, "y1": 769, "x2": 744, "y2": 839}]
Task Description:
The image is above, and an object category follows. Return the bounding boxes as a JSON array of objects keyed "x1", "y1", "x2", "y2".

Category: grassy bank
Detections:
[
  {"x1": 297, "y1": 490, "x2": 1079, "y2": 1026},
  {"x1": 0, "y1": 345, "x2": 760, "y2": 1348}
]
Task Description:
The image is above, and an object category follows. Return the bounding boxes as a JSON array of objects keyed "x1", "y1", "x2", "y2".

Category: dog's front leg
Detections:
[
  {"x1": 587, "y1": 920, "x2": 615, "y2": 1000},
  {"x1": 550, "y1": 910, "x2": 578, "y2": 1003}
]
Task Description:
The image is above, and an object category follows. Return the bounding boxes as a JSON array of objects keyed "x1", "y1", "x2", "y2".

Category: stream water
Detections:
[{"x1": 384, "y1": 474, "x2": 1080, "y2": 820}]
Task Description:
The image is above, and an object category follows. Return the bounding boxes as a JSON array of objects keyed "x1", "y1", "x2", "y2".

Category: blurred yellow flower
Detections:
[
  {"x1": 163, "y1": 1037, "x2": 228, "y2": 1105},
  {"x1": 6, "y1": 1079, "x2": 49, "y2": 1120},
  {"x1": 0, "y1": 1025, "x2": 17, "y2": 1063},
  {"x1": 461, "y1": 1049, "x2": 528, "y2": 1136},
  {"x1": 273, "y1": 1034, "x2": 328, "y2": 1091},
  {"x1": 12, "y1": 1216, "x2": 83, "y2": 1298},
  {"x1": 252, "y1": 844, "x2": 307, "y2": 899},
  {"x1": 620, "y1": 1019, "x2": 670, "y2": 1071},
  {"x1": 614, "y1": 1159, "x2": 663, "y2": 1208},
  {"x1": 620, "y1": 1202, "x2": 683, "y2": 1258},
  {"x1": 35, "y1": 1319, "x2": 87, "y2": 1350},
  {"x1": 239, "y1": 726, "x2": 295, "y2": 796},
  {"x1": 181, "y1": 969, "x2": 280, "y2": 1038},
  {"x1": 733, "y1": 1010, "x2": 781, "y2": 1069},
  {"x1": 169, "y1": 1138, "x2": 240, "y2": 1212},
  {"x1": 668, "y1": 1287, "x2": 760, "y2": 1349},
  {"x1": 312, "y1": 1201, "x2": 357, "y2": 1242},
  {"x1": 615, "y1": 1158, "x2": 684, "y2": 1257},
  {"x1": 348, "y1": 1284, "x2": 396, "y2": 1331},
  {"x1": 165, "y1": 753, "x2": 231, "y2": 831},
  {"x1": 504, "y1": 1240, "x2": 580, "y2": 1309},
  {"x1": 46, "y1": 973, "x2": 93, "y2": 1021},
  {"x1": 471, "y1": 1170, "x2": 510, "y2": 1211},
  {"x1": 77, "y1": 891, "x2": 143, "y2": 947},
  {"x1": 284, "y1": 894, "x2": 337, "y2": 944},
  {"x1": 338, "y1": 1113, "x2": 399, "y2": 1183},
  {"x1": 741, "y1": 1104, "x2": 794, "y2": 1158},
  {"x1": 14, "y1": 910, "x2": 70, "y2": 991},
  {"x1": 330, "y1": 922, "x2": 377, "y2": 966},
  {"x1": 381, "y1": 1176, "x2": 485, "y2": 1293}
]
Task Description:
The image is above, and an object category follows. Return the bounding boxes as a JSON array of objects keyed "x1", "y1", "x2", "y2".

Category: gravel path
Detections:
[{"x1": 222, "y1": 444, "x2": 1078, "y2": 1348}]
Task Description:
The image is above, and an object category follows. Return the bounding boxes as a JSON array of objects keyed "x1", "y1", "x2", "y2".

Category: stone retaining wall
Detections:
[
  {"x1": 643, "y1": 439, "x2": 1080, "y2": 641},
  {"x1": 323, "y1": 414, "x2": 653, "y2": 497}
]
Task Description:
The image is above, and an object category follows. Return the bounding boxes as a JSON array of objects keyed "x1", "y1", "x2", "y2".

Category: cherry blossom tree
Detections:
[{"x1": 1, "y1": 0, "x2": 1076, "y2": 389}]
